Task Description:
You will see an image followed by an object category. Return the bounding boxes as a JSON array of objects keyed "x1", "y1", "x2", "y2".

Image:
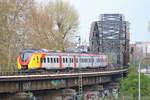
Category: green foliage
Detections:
[{"x1": 120, "y1": 65, "x2": 150, "y2": 99}]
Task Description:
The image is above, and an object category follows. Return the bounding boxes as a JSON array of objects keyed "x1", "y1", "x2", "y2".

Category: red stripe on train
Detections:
[
  {"x1": 59, "y1": 55, "x2": 63, "y2": 68},
  {"x1": 40, "y1": 53, "x2": 46, "y2": 68},
  {"x1": 73, "y1": 55, "x2": 76, "y2": 68}
]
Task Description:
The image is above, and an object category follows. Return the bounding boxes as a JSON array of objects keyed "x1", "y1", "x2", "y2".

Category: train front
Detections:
[{"x1": 17, "y1": 51, "x2": 32, "y2": 70}]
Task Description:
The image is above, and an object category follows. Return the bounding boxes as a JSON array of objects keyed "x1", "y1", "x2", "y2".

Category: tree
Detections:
[
  {"x1": 120, "y1": 65, "x2": 150, "y2": 99},
  {"x1": 0, "y1": 0, "x2": 34, "y2": 71},
  {"x1": 48, "y1": 0, "x2": 79, "y2": 49},
  {"x1": 26, "y1": 4, "x2": 55, "y2": 49},
  {"x1": 27, "y1": 0, "x2": 79, "y2": 50},
  {"x1": 0, "y1": 0, "x2": 79, "y2": 71}
]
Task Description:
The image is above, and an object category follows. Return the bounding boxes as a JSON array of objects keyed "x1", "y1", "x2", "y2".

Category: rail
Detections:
[
  {"x1": 0, "y1": 67, "x2": 128, "y2": 77},
  {"x1": 0, "y1": 68, "x2": 127, "y2": 82},
  {"x1": 0, "y1": 64, "x2": 128, "y2": 76}
]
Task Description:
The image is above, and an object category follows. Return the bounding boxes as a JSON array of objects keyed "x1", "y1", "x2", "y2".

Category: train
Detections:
[{"x1": 17, "y1": 49, "x2": 108, "y2": 70}]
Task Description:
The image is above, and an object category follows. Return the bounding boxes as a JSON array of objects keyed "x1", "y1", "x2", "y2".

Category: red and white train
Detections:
[{"x1": 17, "y1": 49, "x2": 108, "y2": 70}]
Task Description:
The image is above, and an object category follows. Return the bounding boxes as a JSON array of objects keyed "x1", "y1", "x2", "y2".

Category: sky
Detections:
[{"x1": 38, "y1": 0, "x2": 150, "y2": 43}]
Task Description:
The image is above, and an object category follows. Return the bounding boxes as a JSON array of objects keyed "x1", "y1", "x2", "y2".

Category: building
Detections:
[
  {"x1": 130, "y1": 42, "x2": 150, "y2": 66},
  {"x1": 89, "y1": 14, "x2": 130, "y2": 66}
]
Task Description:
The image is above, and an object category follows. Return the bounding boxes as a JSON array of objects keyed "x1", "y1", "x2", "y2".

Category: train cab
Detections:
[{"x1": 17, "y1": 52, "x2": 31, "y2": 70}]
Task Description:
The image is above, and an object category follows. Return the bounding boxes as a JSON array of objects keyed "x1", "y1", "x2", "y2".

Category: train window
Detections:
[
  {"x1": 54, "y1": 58, "x2": 56, "y2": 63},
  {"x1": 70, "y1": 58, "x2": 71, "y2": 63},
  {"x1": 101, "y1": 57, "x2": 103, "y2": 62},
  {"x1": 79, "y1": 58, "x2": 81, "y2": 62},
  {"x1": 43, "y1": 58, "x2": 46, "y2": 63},
  {"x1": 88, "y1": 59, "x2": 90, "y2": 62},
  {"x1": 41, "y1": 58, "x2": 43, "y2": 63},
  {"x1": 97, "y1": 59, "x2": 100, "y2": 62},
  {"x1": 92, "y1": 58, "x2": 94, "y2": 62},
  {"x1": 85, "y1": 59, "x2": 87, "y2": 63},
  {"x1": 80, "y1": 58, "x2": 82, "y2": 62},
  {"x1": 72, "y1": 58, "x2": 73, "y2": 63},
  {"x1": 89, "y1": 59, "x2": 91, "y2": 62},
  {"x1": 76, "y1": 58, "x2": 78, "y2": 63},
  {"x1": 66, "y1": 58, "x2": 68, "y2": 63},
  {"x1": 47, "y1": 58, "x2": 50, "y2": 63},
  {"x1": 51, "y1": 58, "x2": 53, "y2": 63},
  {"x1": 37, "y1": 56, "x2": 39, "y2": 63},
  {"x1": 83, "y1": 59, "x2": 84, "y2": 63},
  {"x1": 63, "y1": 58, "x2": 65, "y2": 63},
  {"x1": 56, "y1": 58, "x2": 59, "y2": 63}
]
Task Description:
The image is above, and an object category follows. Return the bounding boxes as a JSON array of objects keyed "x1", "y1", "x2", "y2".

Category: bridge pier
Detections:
[
  {"x1": 0, "y1": 93, "x2": 14, "y2": 100},
  {"x1": 0, "y1": 83, "x2": 120, "y2": 100},
  {"x1": 33, "y1": 89, "x2": 77, "y2": 100}
]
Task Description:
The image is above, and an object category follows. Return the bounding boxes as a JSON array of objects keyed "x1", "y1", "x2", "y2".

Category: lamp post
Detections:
[
  {"x1": 138, "y1": 61, "x2": 141, "y2": 100},
  {"x1": 138, "y1": 54, "x2": 146, "y2": 100},
  {"x1": 138, "y1": 57, "x2": 146, "y2": 100}
]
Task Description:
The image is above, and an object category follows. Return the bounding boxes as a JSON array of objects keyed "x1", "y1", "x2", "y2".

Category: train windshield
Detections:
[{"x1": 20, "y1": 52, "x2": 31, "y2": 61}]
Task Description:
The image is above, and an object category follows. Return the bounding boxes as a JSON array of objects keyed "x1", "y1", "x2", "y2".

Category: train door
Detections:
[{"x1": 73, "y1": 55, "x2": 77, "y2": 68}]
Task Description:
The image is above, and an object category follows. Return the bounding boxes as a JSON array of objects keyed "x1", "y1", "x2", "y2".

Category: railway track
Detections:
[{"x1": 0, "y1": 67, "x2": 128, "y2": 77}]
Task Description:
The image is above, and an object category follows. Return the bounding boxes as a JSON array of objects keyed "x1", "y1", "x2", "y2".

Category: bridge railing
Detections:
[{"x1": 0, "y1": 65, "x2": 128, "y2": 76}]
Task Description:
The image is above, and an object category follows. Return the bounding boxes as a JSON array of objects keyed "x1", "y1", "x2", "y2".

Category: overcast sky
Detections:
[{"x1": 38, "y1": 0, "x2": 150, "y2": 43}]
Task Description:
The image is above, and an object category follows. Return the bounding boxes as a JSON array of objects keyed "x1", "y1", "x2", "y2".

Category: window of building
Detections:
[{"x1": 93, "y1": 32, "x2": 95, "y2": 37}]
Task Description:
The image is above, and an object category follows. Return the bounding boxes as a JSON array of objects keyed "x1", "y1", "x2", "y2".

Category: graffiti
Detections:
[
  {"x1": 23, "y1": 82, "x2": 31, "y2": 90},
  {"x1": 51, "y1": 79, "x2": 66, "y2": 87}
]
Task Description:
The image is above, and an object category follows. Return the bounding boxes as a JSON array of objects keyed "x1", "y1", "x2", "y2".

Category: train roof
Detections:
[
  {"x1": 21, "y1": 49, "x2": 60, "y2": 53},
  {"x1": 20, "y1": 49, "x2": 106, "y2": 56}
]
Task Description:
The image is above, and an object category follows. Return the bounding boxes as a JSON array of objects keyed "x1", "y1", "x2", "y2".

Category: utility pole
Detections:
[
  {"x1": 76, "y1": 36, "x2": 83, "y2": 100},
  {"x1": 138, "y1": 62, "x2": 141, "y2": 100},
  {"x1": 78, "y1": 74, "x2": 83, "y2": 100}
]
